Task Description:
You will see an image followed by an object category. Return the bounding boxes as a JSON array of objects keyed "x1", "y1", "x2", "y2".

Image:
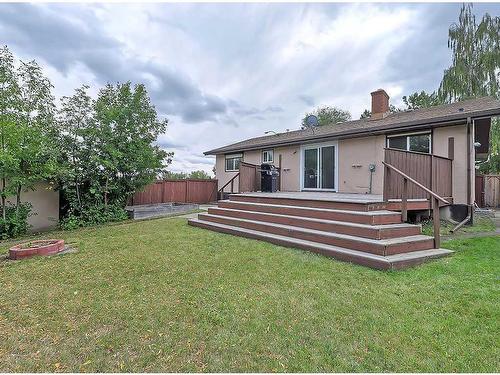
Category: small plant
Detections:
[
  {"x1": 60, "y1": 204, "x2": 128, "y2": 230},
  {"x1": 0, "y1": 203, "x2": 32, "y2": 239}
]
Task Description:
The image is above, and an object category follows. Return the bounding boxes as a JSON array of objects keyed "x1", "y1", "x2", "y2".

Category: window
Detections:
[
  {"x1": 225, "y1": 153, "x2": 242, "y2": 172},
  {"x1": 262, "y1": 149, "x2": 274, "y2": 163},
  {"x1": 387, "y1": 132, "x2": 431, "y2": 154}
]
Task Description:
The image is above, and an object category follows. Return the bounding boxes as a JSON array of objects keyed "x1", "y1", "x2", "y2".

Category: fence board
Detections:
[
  {"x1": 384, "y1": 148, "x2": 452, "y2": 200},
  {"x1": 130, "y1": 179, "x2": 217, "y2": 205}
]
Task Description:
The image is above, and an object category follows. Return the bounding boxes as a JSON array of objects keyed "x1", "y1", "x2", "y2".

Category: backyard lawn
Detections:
[{"x1": 0, "y1": 217, "x2": 498, "y2": 372}]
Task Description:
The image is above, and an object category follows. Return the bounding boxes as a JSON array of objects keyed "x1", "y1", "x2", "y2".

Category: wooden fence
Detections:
[
  {"x1": 475, "y1": 174, "x2": 500, "y2": 207},
  {"x1": 130, "y1": 179, "x2": 218, "y2": 205},
  {"x1": 383, "y1": 148, "x2": 453, "y2": 201}
]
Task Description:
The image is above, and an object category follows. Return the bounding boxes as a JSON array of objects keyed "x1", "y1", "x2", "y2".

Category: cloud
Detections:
[
  {"x1": 298, "y1": 94, "x2": 315, "y2": 106},
  {"x1": 2, "y1": 2, "x2": 499, "y2": 175}
]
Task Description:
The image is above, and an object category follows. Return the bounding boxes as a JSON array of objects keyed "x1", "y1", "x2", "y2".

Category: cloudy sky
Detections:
[{"x1": 1, "y1": 2, "x2": 499, "y2": 175}]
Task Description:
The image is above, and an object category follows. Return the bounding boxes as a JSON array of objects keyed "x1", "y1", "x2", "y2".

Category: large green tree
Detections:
[
  {"x1": 301, "y1": 105, "x2": 351, "y2": 128},
  {"x1": 57, "y1": 82, "x2": 173, "y2": 226},
  {"x1": 402, "y1": 4, "x2": 500, "y2": 172},
  {"x1": 0, "y1": 46, "x2": 57, "y2": 223}
]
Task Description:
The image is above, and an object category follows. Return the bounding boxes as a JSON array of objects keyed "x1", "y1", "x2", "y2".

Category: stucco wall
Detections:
[
  {"x1": 214, "y1": 125, "x2": 471, "y2": 202},
  {"x1": 433, "y1": 124, "x2": 470, "y2": 204},
  {"x1": 6, "y1": 181, "x2": 59, "y2": 232},
  {"x1": 337, "y1": 135, "x2": 386, "y2": 194}
]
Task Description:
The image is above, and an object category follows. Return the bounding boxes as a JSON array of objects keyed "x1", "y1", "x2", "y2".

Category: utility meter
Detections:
[{"x1": 369, "y1": 164, "x2": 376, "y2": 172}]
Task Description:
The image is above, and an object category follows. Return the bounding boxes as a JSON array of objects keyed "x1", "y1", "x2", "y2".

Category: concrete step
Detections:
[
  {"x1": 218, "y1": 200, "x2": 402, "y2": 225},
  {"x1": 208, "y1": 207, "x2": 421, "y2": 240},
  {"x1": 197, "y1": 213, "x2": 434, "y2": 256},
  {"x1": 229, "y1": 194, "x2": 387, "y2": 211},
  {"x1": 188, "y1": 218, "x2": 453, "y2": 270}
]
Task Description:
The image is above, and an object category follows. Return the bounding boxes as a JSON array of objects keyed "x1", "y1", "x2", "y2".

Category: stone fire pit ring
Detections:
[{"x1": 9, "y1": 239, "x2": 65, "y2": 260}]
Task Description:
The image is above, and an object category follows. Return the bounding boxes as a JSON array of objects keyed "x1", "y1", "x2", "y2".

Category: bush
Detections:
[
  {"x1": 0, "y1": 203, "x2": 32, "y2": 239},
  {"x1": 60, "y1": 204, "x2": 128, "y2": 230}
]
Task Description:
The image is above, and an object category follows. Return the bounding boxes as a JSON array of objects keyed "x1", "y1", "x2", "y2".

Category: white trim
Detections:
[
  {"x1": 262, "y1": 149, "x2": 274, "y2": 164},
  {"x1": 386, "y1": 131, "x2": 432, "y2": 153},
  {"x1": 299, "y1": 140, "x2": 338, "y2": 192}
]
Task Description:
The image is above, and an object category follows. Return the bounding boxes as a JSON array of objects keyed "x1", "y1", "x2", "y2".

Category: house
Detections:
[{"x1": 189, "y1": 90, "x2": 500, "y2": 269}]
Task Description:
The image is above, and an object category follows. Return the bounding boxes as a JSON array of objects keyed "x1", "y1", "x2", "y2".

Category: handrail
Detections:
[
  {"x1": 382, "y1": 161, "x2": 448, "y2": 248},
  {"x1": 218, "y1": 172, "x2": 239, "y2": 198},
  {"x1": 382, "y1": 162, "x2": 450, "y2": 205}
]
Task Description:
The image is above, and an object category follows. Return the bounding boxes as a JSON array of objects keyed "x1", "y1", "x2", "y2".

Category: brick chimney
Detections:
[{"x1": 370, "y1": 89, "x2": 389, "y2": 120}]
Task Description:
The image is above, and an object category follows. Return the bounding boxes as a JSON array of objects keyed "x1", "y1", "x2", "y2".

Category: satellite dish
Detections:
[{"x1": 305, "y1": 114, "x2": 319, "y2": 127}]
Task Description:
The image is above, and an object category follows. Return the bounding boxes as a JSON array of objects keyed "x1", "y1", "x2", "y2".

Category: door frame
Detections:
[{"x1": 299, "y1": 140, "x2": 339, "y2": 192}]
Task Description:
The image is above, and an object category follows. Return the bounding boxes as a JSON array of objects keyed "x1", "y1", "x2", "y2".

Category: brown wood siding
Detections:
[
  {"x1": 130, "y1": 179, "x2": 218, "y2": 205},
  {"x1": 384, "y1": 148, "x2": 452, "y2": 200}
]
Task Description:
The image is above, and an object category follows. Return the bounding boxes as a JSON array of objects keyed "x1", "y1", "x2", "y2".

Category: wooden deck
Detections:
[{"x1": 231, "y1": 191, "x2": 430, "y2": 210}]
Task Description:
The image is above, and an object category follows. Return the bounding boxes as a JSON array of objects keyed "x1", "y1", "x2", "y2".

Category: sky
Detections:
[{"x1": 1, "y1": 2, "x2": 499, "y2": 175}]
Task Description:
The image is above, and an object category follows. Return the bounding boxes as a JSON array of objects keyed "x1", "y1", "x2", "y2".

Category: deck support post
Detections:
[
  {"x1": 402, "y1": 177, "x2": 408, "y2": 222},
  {"x1": 433, "y1": 196, "x2": 441, "y2": 249}
]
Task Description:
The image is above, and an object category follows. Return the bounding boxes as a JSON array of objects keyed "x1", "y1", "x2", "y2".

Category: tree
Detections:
[
  {"x1": 402, "y1": 91, "x2": 443, "y2": 110},
  {"x1": 57, "y1": 82, "x2": 173, "y2": 227},
  {"x1": 0, "y1": 46, "x2": 56, "y2": 223},
  {"x1": 189, "y1": 170, "x2": 212, "y2": 179},
  {"x1": 359, "y1": 109, "x2": 371, "y2": 119},
  {"x1": 438, "y1": 4, "x2": 500, "y2": 173},
  {"x1": 301, "y1": 106, "x2": 351, "y2": 128},
  {"x1": 358, "y1": 105, "x2": 402, "y2": 119},
  {"x1": 438, "y1": 3, "x2": 500, "y2": 102}
]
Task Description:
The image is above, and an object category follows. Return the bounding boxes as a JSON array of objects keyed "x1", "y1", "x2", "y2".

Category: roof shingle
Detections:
[{"x1": 205, "y1": 96, "x2": 500, "y2": 155}]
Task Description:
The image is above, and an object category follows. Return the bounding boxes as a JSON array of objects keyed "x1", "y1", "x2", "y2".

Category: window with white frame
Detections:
[
  {"x1": 225, "y1": 153, "x2": 242, "y2": 172},
  {"x1": 387, "y1": 132, "x2": 431, "y2": 154},
  {"x1": 262, "y1": 149, "x2": 274, "y2": 163}
]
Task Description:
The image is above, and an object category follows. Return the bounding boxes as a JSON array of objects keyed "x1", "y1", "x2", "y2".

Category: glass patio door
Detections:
[{"x1": 302, "y1": 144, "x2": 336, "y2": 190}]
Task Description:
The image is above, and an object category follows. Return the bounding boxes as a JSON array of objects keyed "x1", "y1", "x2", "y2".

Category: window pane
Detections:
[
  {"x1": 304, "y1": 148, "x2": 318, "y2": 189},
  {"x1": 234, "y1": 158, "x2": 240, "y2": 170},
  {"x1": 409, "y1": 134, "x2": 430, "y2": 153},
  {"x1": 388, "y1": 136, "x2": 407, "y2": 150},
  {"x1": 321, "y1": 146, "x2": 335, "y2": 189}
]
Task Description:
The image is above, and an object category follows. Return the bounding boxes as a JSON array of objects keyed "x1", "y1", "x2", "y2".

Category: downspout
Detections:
[{"x1": 466, "y1": 117, "x2": 473, "y2": 225}]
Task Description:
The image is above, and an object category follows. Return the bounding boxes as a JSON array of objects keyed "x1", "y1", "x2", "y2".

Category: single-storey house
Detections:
[{"x1": 188, "y1": 90, "x2": 500, "y2": 269}]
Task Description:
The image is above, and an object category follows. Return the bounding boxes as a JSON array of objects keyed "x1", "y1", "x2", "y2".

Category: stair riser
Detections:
[
  {"x1": 208, "y1": 208, "x2": 420, "y2": 240},
  {"x1": 198, "y1": 215, "x2": 433, "y2": 256},
  {"x1": 188, "y1": 219, "x2": 391, "y2": 270},
  {"x1": 218, "y1": 201, "x2": 401, "y2": 225},
  {"x1": 229, "y1": 195, "x2": 387, "y2": 211}
]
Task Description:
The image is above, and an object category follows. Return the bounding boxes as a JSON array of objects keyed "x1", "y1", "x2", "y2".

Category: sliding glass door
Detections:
[{"x1": 302, "y1": 143, "x2": 337, "y2": 191}]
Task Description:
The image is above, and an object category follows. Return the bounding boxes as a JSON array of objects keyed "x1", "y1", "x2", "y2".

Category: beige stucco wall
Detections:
[
  {"x1": 6, "y1": 181, "x2": 59, "y2": 232},
  {"x1": 214, "y1": 125, "x2": 472, "y2": 203},
  {"x1": 337, "y1": 135, "x2": 386, "y2": 195},
  {"x1": 433, "y1": 124, "x2": 470, "y2": 204},
  {"x1": 215, "y1": 145, "x2": 301, "y2": 192}
]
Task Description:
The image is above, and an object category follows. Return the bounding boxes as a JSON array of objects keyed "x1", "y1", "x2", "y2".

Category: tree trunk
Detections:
[
  {"x1": 1, "y1": 177, "x2": 6, "y2": 221},
  {"x1": 16, "y1": 184, "x2": 22, "y2": 210}
]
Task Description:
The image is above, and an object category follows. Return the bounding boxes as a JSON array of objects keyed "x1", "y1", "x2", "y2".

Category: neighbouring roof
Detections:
[{"x1": 205, "y1": 96, "x2": 500, "y2": 155}]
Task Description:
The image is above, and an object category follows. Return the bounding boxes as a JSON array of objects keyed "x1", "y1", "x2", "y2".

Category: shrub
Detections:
[
  {"x1": 0, "y1": 203, "x2": 32, "y2": 239},
  {"x1": 60, "y1": 204, "x2": 128, "y2": 230}
]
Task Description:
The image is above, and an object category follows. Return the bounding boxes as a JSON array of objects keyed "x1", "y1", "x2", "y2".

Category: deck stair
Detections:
[{"x1": 188, "y1": 193, "x2": 453, "y2": 270}]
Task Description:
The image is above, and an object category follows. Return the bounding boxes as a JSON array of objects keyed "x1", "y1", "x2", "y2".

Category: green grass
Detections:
[
  {"x1": 422, "y1": 215, "x2": 496, "y2": 236},
  {"x1": 0, "y1": 218, "x2": 499, "y2": 372}
]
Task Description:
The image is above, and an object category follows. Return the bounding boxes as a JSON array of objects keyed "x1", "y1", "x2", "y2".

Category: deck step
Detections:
[
  {"x1": 197, "y1": 213, "x2": 434, "y2": 256},
  {"x1": 188, "y1": 219, "x2": 453, "y2": 270},
  {"x1": 218, "y1": 200, "x2": 402, "y2": 225},
  {"x1": 229, "y1": 194, "x2": 387, "y2": 211},
  {"x1": 207, "y1": 207, "x2": 421, "y2": 240}
]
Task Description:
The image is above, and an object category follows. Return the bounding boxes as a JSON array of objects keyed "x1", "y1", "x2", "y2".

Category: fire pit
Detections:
[{"x1": 9, "y1": 239, "x2": 65, "y2": 260}]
